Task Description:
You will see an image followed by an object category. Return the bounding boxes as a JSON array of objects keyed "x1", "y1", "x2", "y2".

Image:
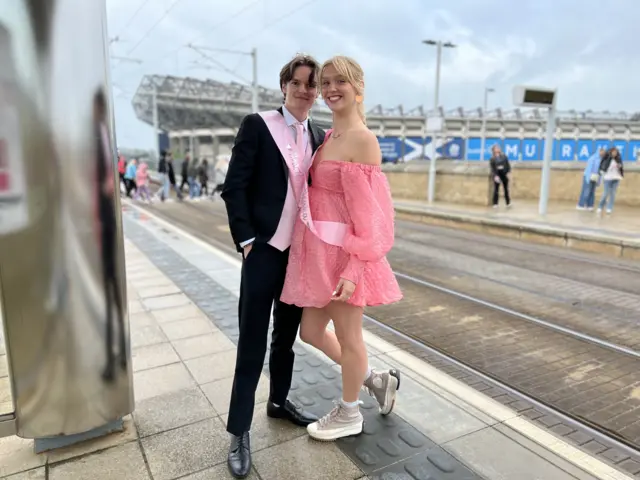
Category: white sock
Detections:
[{"x1": 340, "y1": 399, "x2": 359, "y2": 409}]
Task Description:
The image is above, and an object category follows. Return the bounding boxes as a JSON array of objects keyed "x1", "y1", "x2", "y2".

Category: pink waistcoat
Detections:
[{"x1": 268, "y1": 127, "x2": 313, "y2": 251}]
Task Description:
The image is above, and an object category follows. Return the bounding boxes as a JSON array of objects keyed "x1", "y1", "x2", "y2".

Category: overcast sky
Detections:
[{"x1": 106, "y1": 0, "x2": 638, "y2": 149}]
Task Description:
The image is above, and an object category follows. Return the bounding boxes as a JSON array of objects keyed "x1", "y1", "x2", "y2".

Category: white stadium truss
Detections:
[{"x1": 131, "y1": 74, "x2": 640, "y2": 139}]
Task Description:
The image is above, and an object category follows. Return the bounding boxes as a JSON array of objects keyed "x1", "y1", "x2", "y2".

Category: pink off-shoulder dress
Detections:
[{"x1": 280, "y1": 146, "x2": 403, "y2": 308}]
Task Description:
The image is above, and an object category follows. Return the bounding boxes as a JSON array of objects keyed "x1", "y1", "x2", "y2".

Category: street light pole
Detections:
[
  {"x1": 423, "y1": 39, "x2": 455, "y2": 204},
  {"x1": 479, "y1": 87, "x2": 495, "y2": 162}
]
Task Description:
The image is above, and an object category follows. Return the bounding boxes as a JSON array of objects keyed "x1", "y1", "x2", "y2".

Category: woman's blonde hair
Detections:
[{"x1": 321, "y1": 55, "x2": 366, "y2": 125}]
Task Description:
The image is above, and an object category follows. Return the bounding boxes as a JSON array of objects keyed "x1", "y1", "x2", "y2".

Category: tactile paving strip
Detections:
[{"x1": 124, "y1": 216, "x2": 483, "y2": 479}]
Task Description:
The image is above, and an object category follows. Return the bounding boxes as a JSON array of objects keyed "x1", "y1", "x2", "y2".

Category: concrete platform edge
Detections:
[{"x1": 394, "y1": 204, "x2": 640, "y2": 260}]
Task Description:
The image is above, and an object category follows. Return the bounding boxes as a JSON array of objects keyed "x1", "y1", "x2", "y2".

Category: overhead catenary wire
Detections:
[
  {"x1": 126, "y1": 0, "x2": 187, "y2": 56},
  {"x1": 228, "y1": 0, "x2": 319, "y2": 48},
  {"x1": 118, "y1": 0, "x2": 262, "y2": 71},
  {"x1": 111, "y1": 0, "x2": 154, "y2": 42}
]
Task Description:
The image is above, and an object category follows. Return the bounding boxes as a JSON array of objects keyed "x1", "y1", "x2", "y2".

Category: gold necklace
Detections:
[{"x1": 331, "y1": 129, "x2": 349, "y2": 139}]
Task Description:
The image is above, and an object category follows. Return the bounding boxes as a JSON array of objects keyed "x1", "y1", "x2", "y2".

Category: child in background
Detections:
[{"x1": 134, "y1": 161, "x2": 152, "y2": 203}]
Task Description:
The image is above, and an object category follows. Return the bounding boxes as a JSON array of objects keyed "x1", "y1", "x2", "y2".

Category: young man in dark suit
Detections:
[{"x1": 221, "y1": 54, "x2": 325, "y2": 478}]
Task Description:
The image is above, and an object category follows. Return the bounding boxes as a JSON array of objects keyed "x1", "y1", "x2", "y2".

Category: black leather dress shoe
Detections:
[
  {"x1": 266, "y1": 399, "x2": 319, "y2": 427},
  {"x1": 228, "y1": 431, "x2": 251, "y2": 479}
]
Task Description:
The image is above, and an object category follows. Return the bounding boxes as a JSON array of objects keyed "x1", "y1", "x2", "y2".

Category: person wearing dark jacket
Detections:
[
  {"x1": 180, "y1": 154, "x2": 190, "y2": 192},
  {"x1": 158, "y1": 150, "x2": 182, "y2": 202},
  {"x1": 596, "y1": 147, "x2": 623, "y2": 214},
  {"x1": 489, "y1": 144, "x2": 512, "y2": 208}
]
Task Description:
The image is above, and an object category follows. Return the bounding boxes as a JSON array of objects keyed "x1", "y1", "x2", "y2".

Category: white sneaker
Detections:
[
  {"x1": 363, "y1": 368, "x2": 401, "y2": 415},
  {"x1": 596, "y1": 208, "x2": 602, "y2": 214},
  {"x1": 307, "y1": 401, "x2": 363, "y2": 441}
]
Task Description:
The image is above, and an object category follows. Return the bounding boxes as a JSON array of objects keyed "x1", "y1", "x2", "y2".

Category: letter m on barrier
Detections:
[{"x1": 505, "y1": 143, "x2": 519, "y2": 158}]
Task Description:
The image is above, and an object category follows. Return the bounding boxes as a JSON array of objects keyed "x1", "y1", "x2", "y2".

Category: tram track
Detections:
[{"x1": 128, "y1": 198, "x2": 640, "y2": 457}]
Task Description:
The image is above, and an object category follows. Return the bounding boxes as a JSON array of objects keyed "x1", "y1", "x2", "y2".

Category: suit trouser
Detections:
[{"x1": 226, "y1": 242, "x2": 302, "y2": 436}]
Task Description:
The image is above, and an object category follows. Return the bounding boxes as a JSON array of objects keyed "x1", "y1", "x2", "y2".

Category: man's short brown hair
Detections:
[{"x1": 279, "y1": 53, "x2": 320, "y2": 101}]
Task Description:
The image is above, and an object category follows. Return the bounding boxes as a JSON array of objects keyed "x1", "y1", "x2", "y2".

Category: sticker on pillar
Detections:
[
  {"x1": 522, "y1": 138, "x2": 540, "y2": 161},
  {"x1": 404, "y1": 137, "x2": 424, "y2": 161},
  {"x1": 466, "y1": 137, "x2": 481, "y2": 161},
  {"x1": 437, "y1": 137, "x2": 464, "y2": 160},
  {"x1": 502, "y1": 139, "x2": 521, "y2": 160},
  {"x1": 576, "y1": 140, "x2": 594, "y2": 161},
  {"x1": 556, "y1": 139, "x2": 576, "y2": 161},
  {"x1": 626, "y1": 141, "x2": 640, "y2": 161},
  {"x1": 0, "y1": 106, "x2": 28, "y2": 234},
  {"x1": 612, "y1": 140, "x2": 627, "y2": 158}
]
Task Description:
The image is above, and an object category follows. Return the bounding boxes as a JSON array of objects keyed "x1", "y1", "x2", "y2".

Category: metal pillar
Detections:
[
  {"x1": 427, "y1": 42, "x2": 441, "y2": 204},
  {"x1": 0, "y1": 0, "x2": 134, "y2": 447},
  {"x1": 152, "y1": 84, "x2": 159, "y2": 159},
  {"x1": 539, "y1": 106, "x2": 556, "y2": 215},
  {"x1": 479, "y1": 87, "x2": 494, "y2": 162},
  {"x1": 423, "y1": 39, "x2": 455, "y2": 204}
]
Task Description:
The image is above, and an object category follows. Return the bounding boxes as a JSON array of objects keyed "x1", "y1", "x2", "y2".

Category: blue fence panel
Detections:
[
  {"x1": 376, "y1": 136, "x2": 639, "y2": 162},
  {"x1": 612, "y1": 140, "x2": 628, "y2": 159},
  {"x1": 502, "y1": 139, "x2": 521, "y2": 160},
  {"x1": 438, "y1": 137, "x2": 465, "y2": 159},
  {"x1": 627, "y1": 141, "x2": 640, "y2": 161},
  {"x1": 576, "y1": 140, "x2": 594, "y2": 160},
  {"x1": 377, "y1": 137, "x2": 403, "y2": 162},
  {"x1": 522, "y1": 138, "x2": 541, "y2": 161},
  {"x1": 556, "y1": 139, "x2": 576, "y2": 161},
  {"x1": 406, "y1": 136, "x2": 427, "y2": 161}
]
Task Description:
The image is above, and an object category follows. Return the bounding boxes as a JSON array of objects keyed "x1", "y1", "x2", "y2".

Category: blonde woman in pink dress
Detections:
[{"x1": 280, "y1": 56, "x2": 403, "y2": 441}]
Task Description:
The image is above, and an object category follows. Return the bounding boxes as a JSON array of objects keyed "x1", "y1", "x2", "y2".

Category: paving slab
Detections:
[
  {"x1": 118, "y1": 207, "x2": 619, "y2": 479},
  {"x1": 0, "y1": 207, "x2": 632, "y2": 480}
]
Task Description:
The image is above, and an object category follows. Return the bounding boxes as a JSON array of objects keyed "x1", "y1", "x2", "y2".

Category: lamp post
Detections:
[
  {"x1": 479, "y1": 87, "x2": 495, "y2": 162},
  {"x1": 422, "y1": 39, "x2": 455, "y2": 204}
]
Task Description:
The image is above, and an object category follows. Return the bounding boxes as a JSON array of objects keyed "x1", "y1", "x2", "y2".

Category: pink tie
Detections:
[{"x1": 295, "y1": 123, "x2": 304, "y2": 150}]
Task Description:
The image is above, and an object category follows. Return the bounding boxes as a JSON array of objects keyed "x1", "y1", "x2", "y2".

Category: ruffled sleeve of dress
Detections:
[{"x1": 339, "y1": 163, "x2": 395, "y2": 285}]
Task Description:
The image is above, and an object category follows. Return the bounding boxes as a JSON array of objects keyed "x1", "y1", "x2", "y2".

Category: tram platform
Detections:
[
  {"x1": 0, "y1": 204, "x2": 636, "y2": 480},
  {"x1": 394, "y1": 199, "x2": 640, "y2": 260}
]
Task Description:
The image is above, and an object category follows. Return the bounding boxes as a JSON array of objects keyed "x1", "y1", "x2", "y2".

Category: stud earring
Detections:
[{"x1": 355, "y1": 95, "x2": 363, "y2": 103}]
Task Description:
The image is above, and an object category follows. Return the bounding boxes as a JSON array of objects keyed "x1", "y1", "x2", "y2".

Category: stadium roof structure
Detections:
[{"x1": 131, "y1": 74, "x2": 640, "y2": 132}]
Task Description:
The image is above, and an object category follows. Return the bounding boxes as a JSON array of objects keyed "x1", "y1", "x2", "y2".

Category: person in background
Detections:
[
  {"x1": 576, "y1": 148, "x2": 605, "y2": 211},
  {"x1": 597, "y1": 146, "x2": 624, "y2": 214},
  {"x1": 165, "y1": 152, "x2": 183, "y2": 201},
  {"x1": 134, "y1": 161, "x2": 152, "y2": 203},
  {"x1": 489, "y1": 144, "x2": 511, "y2": 208},
  {"x1": 124, "y1": 158, "x2": 137, "y2": 197},
  {"x1": 188, "y1": 157, "x2": 200, "y2": 198},
  {"x1": 198, "y1": 159, "x2": 209, "y2": 197},
  {"x1": 180, "y1": 153, "x2": 190, "y2": 192},
  {"x1": 117, "y1": 153, "x2": 126, "y2": 194},
  {"x1": 155, "y1": 150, "x2": 168, "y2": 200}
]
